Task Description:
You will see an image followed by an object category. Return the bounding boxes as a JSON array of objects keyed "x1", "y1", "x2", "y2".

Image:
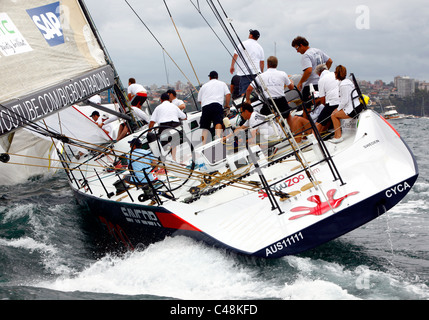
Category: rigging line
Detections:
[
  {"x1": 28, "y1": 124, "x2": 293, "y2": 190},
  {"x1": 210, "y1": 1, "x2": 323, "y2": 197},
  {"x1": 74, "y1": 128, "x2": 298, "y2": 189},
  {"x1": 191, "y1": 0, "x2": 251, "y2": 82},
  {"x1": 213, "y1": 1, "x2": 306, "y2": 145},
  {"x1": 0, "y1": 103, "x2": 68, "y2": 143},
  {"x1": 163, "y1": 0, "x2": 201, "y2": 86},
  {"x1": 162, "y1": 49, "x2": 170, "y2": 85},
  {"x1": 209, "y1": 1, "x2": 285, "y2": 127},
  {"x1": 47, "y1": 137, "x2": 263, "y2": 190},
  {"x1": 2, "y1": 161, "x2": 108, "y2": 175},
  {"x1": 124, "y1": 0, "x2": 198, "y2": 92},
  {"x1": 205, "y1": 1, "x2": 240, "y2": 58},
  {"x1": 215, "y1": 0, "x2": 243, "y2": 50},
  {"x1": 211, "y1": 0, "x2": 258, "y2": 78},
  {"x1": 212, "y1": 0, "x2": 265, "y2": 97},
  {"x1": 206, "y1": 0, "x2": 266, "y2": 102},
  {"x1": 3, "y1": 131, "x2": 285, "y2": 193},
  {"x1": 189, "y1": 0, "x2": 234, "y2": 59},
  {"x1": 203, "y1": 0, "x2": 255, "y2": 91},
  {"x1": 42, "y1": 119, "x2": 61, "y2": 170}
]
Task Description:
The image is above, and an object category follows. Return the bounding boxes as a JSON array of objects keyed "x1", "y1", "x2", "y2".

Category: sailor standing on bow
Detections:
[{"x1": 230, "y1": 29, "x2": 265, "y2": 96}]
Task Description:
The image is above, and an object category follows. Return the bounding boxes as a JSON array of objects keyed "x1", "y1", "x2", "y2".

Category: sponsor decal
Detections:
[
  {"x1": 26, "y1": 2, "x2": 64, "y2": 47},
  {"x1": 265, "y1": 189, "x2": 359, "y2": 257},
  {"x1": 258, "y1": 190, "x2": 268, "y2": 199},
  {"x1": 0, "y1": 65, "x2": 114, "y2": 136},
  {"x1": 120, "y1": 206, "x2": 162, "y2": 227},
  {"x1": 385, "y1": 182, "x2": 411, "y2": 198},
  {"x1": 289, "y1": 189, "x2": 359, "y2": 220},
  {"x1": 363, "y1": 140, "x2": 380, "y2": 149},
  {"x1": 0, "y1": 13, "x2": 33, "y2": 56}
]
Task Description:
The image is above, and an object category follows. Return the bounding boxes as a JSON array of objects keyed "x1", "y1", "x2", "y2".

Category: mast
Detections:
[{"x1": 78, "y1": 0, "x2": 129, "y2": 114}]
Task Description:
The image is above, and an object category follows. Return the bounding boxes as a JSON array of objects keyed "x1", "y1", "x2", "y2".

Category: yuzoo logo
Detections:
[{"x1": 26, "y1": 2, "x2": 64, "y2": 47}]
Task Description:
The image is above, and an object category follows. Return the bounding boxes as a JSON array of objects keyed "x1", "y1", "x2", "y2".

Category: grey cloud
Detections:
[{"x1": 85, "y1": 0, "x2": 429, "y2": 85}]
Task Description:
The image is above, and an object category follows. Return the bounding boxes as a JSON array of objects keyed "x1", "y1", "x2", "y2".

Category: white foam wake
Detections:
[{"x1": 36, "y1": 237, "x2": 363, "y2": 300}]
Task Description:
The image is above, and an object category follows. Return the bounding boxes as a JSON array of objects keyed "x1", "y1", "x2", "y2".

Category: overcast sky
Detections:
[{"x1": 84, "y1": 0, "x2": 429, "y2": 88}]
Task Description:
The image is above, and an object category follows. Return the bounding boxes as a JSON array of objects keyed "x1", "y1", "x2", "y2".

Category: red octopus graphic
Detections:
[
  {"x1": 258, "y1": 190, "x2": 268, "y2": 199},
  {"x1": 289, "y1": 189, "x2": 359, "y2": 220}
]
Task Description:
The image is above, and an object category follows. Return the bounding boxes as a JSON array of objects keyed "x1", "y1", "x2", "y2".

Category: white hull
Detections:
[{"x1": 68, "y1": 110, "x2": 418, "y2": 258}]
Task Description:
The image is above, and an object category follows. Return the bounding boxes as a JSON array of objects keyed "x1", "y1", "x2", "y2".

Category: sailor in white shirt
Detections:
[
  {"x1": 149, "y1": 93, "x2": 187, "y2": 130},
  {"x1": 330, "y1": 65, "x2": 363, "y2": 143},
  {"x1": 338, "y1": 79, "x2": 361, "y2": 115},
  {"x1": 291, "y1": 36, "x2": 332, "y2": 102},
  {"x1": 166, "y1": 89, "x2": 186, "y2": 111},
  {"x1": 242, "y1": 106, "x2": 276, "y2": 141},
  {"x1": 149, "y1": 93, "x2": 187, "y2": 161},
  {"x1": 198, "y1": 71, "x2": 231, "y2": 142},
  {"x1": 110, "y1": 104, "x2": 151, "y2": 141},
  {"x1": 230, "y1": 29, "x2": 265, "y2": 95},
  {"x1": 245, "y1": 56, "x2": 294, "y2": 117},
  {"x1": 88, "y1": 94, "x2": 101, "y2": 105},
  {"x1": 314, "y1": 64, "x2": 340, "y2": 132},
  {"x1": 128, "y1": 78, "x2": 148, "y2": 107},
  {"x1": 100, "y1": 114, "x2": 118, "y2": 140},
  {"x1": 89, "y1": 110, "x2": 102, "y2": 125},
  {"x1": 229, "y1": 103, "x2": 282, "y2": 155}
]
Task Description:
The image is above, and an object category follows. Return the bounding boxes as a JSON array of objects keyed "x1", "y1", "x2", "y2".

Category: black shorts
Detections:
[
  {"x1": 149, "y1": 121, "x2": 182, "y2": 147},
  {"x1": 131, "y1": 93, "x2": 147, "y2": 107},
  {"x1": 159, "y1": 121, "x2": 180, "y2": 133},
  {"x1": 239, "y1": 74, "x2": 257, "y2": 95},
  {"x1": 347, "y1": 104, "x2": 364, "y2": 118},
  {"x1": 200, "y1": 103, "x2": 224, "y2": 130},
  {"x1": 316, "y1": 103, "x2": 338, "y2": 127},
  {"x1": 302, "y1": 84, "x2": 318, "y2": 102},
  {"x1": 260, "y1": 96, "x2": 291, "y2": 118}
]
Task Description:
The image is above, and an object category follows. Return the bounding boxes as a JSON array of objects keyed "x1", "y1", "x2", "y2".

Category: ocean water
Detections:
[{"x1": 0, "y1": 118, "x2": 428, "y2": 301}]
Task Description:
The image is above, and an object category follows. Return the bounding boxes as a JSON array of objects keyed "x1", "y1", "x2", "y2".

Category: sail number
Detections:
[{"x1": 265, "y1": 232, "x2": 304, "y2": 257}]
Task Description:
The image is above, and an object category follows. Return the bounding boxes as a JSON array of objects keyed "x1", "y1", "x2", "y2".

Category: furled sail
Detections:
[{"x1": 0, "y1": 0, "x2": 115, "y2": 136}]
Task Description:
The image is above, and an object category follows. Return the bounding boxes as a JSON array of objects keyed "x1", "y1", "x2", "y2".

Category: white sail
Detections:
[
  {"x1": 0, "y1": 0, "x2": 116, "y2": 136},
  {"x1": 0, "y1": 0, "x2": 119, "y2": 184}
]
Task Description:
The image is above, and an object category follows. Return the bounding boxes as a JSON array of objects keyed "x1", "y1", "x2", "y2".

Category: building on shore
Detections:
[{"x1": 394, "y1": 76, "x2": 416, "y2": 98}]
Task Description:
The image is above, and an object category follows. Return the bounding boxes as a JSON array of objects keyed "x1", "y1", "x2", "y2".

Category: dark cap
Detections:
[
  {"x1": 128, "y1": 138, "x2": 142, "y2": 146},
  {"x1": 160, "y1": 92, "x2": 170, "y2": 101},
  {"x1": 90, "y1": 111, "x2": 100, "y2": 117},
  {"x1": 249, "y1": 29, "x2": 260, "y2": 39},
  {"x1": 208, "y1": 71, "x2": 218, "y2": 79}
]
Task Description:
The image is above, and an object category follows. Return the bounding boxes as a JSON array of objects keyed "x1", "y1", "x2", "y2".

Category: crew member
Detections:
[{"x1": 128, "y1": 78, "x2": 148, "y2": 108}]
